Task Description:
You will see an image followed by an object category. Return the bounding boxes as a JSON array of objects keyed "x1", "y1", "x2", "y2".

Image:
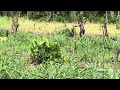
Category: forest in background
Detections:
[{"x1": 0, "y1": 11, "x2": 120, "y2": 23}]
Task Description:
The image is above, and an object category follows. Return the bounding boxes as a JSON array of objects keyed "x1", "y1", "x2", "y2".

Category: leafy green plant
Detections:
[
  {"x1": 30, "y1": 38, "x2": 62, "y2": 64},
  {"x1": 57, "y1": 28, "x2": 73, "y2": 37}
]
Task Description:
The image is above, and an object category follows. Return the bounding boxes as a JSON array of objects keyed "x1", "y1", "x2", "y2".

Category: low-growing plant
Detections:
[
  {"x1": 30, "y1": 38, "x2": 62, "y2": 65},
  {"x1": 57, "y1": 28, "x2": 73, "y2": 37}
]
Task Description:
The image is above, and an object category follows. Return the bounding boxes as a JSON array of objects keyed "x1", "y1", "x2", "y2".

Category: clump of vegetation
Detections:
[
  {"x1": 30, "y1": 38, "x2": 62, "y2": 65},
  {"x1": 0, "y1": 29, "x2": 5, "y2": 37},
  {"x1": 57, "y1": 28, "x2": 73, "y2": 37}
]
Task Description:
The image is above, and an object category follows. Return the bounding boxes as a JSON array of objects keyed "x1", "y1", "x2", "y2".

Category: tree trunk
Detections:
[
  {"x1": 11, "y1": 11, "x2": 19, "y2": 32},
  {"x1": 112, "y1": 48, "x2": 120, "y2": 62},
  {"x1": 110, "y1": 11, "x2": 114, "y2": 20},
  {"x1": 106, "y1": 11, "x2": 108, "y2": 23},
  {"x1": 118, "y1": 11, "x2": 120, "y2": 23}
]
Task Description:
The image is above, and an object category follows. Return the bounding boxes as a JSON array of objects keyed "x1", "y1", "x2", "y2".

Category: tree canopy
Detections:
[{"x1": 0, "y1": 11, "x2": 120, "y2": 23}]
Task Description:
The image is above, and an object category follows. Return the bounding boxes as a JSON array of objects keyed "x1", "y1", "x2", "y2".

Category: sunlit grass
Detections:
[
  {"x1": 0, "y1": 16, "x2": 120, "y2": 37},
  {"x1": 1, "y1": 25, "x2": 120, "y2": 78}
]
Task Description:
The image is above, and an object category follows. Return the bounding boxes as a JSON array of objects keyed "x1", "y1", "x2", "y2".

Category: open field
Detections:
[
  {"x1": 0, "y1": 16, "x2": 120, "y2": 79},
  {"x1": 1, "y1": 16, "x2": 120, "y2": 37}
]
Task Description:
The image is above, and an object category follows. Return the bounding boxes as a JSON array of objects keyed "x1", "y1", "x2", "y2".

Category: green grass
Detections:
[
  {"x1": 1, "y1": 16, "x2": 120, "y2": 79},
  {"x1": 0, "y1": 30, "x2": 120, "y2": 79},
  {"x1": 1, "y1": 16, "x2": 120, "y2": 37}
]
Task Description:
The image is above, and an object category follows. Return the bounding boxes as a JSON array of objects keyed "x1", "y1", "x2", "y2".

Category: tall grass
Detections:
[
  {"x1": 0, "y1": 16, "x2": 120, "y2": 79},
  {"x1": 0, "y1": 30, "x2": 120, "y2": 79}
]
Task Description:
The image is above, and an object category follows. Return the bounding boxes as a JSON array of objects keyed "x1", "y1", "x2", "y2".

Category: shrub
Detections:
[
  {"x1": 30, "y1": 38, "x2": 62, "y2": 64},
  {"x1": 57, "y1": 28, "x2": 73, "y2": 37}
]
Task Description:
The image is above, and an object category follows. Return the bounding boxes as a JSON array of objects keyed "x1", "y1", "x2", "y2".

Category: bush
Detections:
[
  {"x1": 30, "y1": 38, "x2": 62, "y2": 64},
  {"x1": 57, "y1": 28, "x2": 73, "y2": 37}
]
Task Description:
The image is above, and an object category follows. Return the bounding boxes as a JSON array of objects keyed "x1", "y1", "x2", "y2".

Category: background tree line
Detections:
[{"x1": 0, "y1": 11, "x2": 120, "y2": 23}]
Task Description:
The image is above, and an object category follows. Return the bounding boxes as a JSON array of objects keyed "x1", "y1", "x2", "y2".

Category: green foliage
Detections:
[
  {"x1": 30, "y1": 38, "x2": 62, "y2": 64},
  {"x1": 1, "y1": 28, "x2": 120, "y2": 79},
  {"x1": 1, "y1": 11, "x2": 120, "y2": 23},
  {"x1": 69, "y1": 11, "x2": 78, "y2": 22},
  {"x1": 57, "y1": 28, "x2": 73, "y2": 37},
  {"x1": 0, "y1": 29, "x2": 4, "y2": 37},
  {"x1": 27, "y1": 11, "x2": 41, "y2": 20}
]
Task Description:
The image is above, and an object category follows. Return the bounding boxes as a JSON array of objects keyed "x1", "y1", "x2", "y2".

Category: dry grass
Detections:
[{"x1": 1, "y1": 17, "x2": 120, "y2": 37}]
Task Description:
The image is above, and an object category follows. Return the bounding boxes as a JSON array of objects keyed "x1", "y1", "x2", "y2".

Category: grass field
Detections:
[
  {"x1": 1, "y1": 16, "x2": 120, "y2": 36},
  {"x1": 0, "y1": 16, "x2": 120, "y2": 79}
]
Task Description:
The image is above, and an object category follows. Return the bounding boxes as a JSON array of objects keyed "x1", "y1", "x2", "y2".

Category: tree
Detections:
[
  {"x1": 11, "y1": 11, "x2": 20, "y2": 32},
  {"x1": 70, "y1": 11, "x2": 78, "y2": 23}
]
